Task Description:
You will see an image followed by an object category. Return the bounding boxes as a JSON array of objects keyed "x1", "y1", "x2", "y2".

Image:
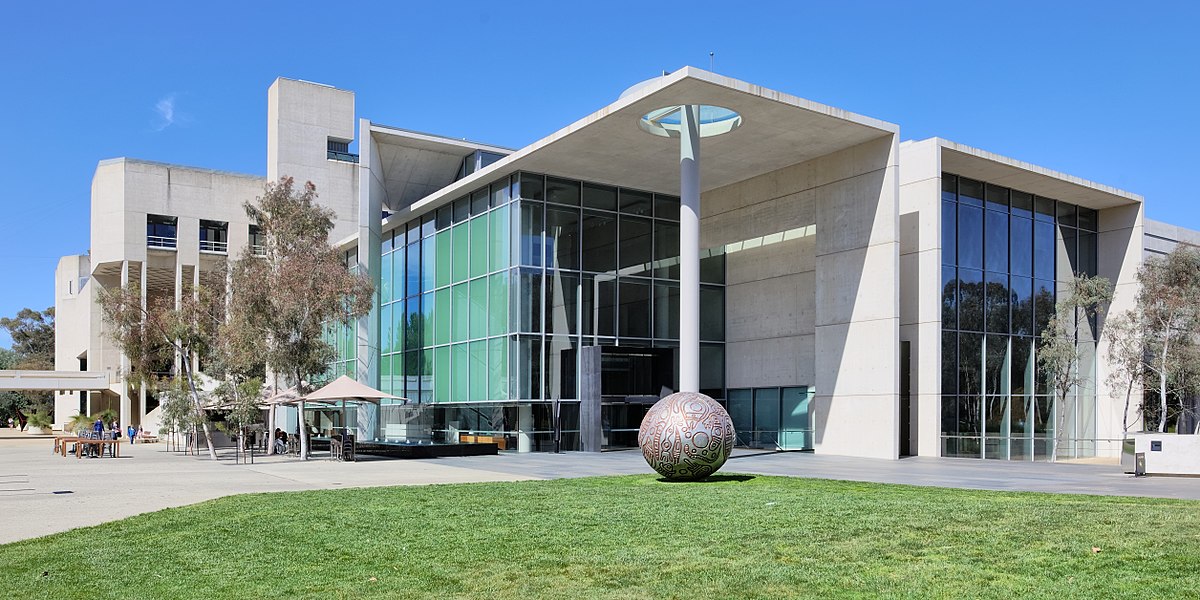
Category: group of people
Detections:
[{"x1": 89, "y1": 418, "x2": 146, "y2": 444}]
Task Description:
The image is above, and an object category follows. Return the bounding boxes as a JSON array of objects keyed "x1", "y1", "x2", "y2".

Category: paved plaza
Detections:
[{"x1": 2, "y1": 430, "x2": 1198, "y2": 545}]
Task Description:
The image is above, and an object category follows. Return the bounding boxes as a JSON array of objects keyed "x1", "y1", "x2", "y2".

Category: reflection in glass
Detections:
[
  {"x1": 985, "y1": 272, "x2": 1009, "y2": 334},
  {"x1": 958, "y1": 204, "x2": 983, "y2": 269},
  {"x1": 546, "y1": 206, "x2": 580, "y2": 270},
  {"x1": 581, "y1": 211, "x2": 617, "y2": 273},
  {"x1": 619, "y1": 215, "x2": 653, "y2": 275},
  {"x1": 618, "y1": 279, "x2": 651, "y2": 338},
  {"x1": 958, "y1": 268, "x2": 984, "y2": 332}
]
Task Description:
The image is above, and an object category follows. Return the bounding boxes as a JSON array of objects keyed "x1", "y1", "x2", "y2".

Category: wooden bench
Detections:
[{"x1": 136, "y1": 431, "x2": 159, "y2": 443}]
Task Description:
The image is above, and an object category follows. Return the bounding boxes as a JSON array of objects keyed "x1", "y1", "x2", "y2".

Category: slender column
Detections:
[
  {"x1": 679, "y1": 105, "x2": 701, "y2": 393},
  {"x1": 139, "y1": 262, "x2": 148, "y2": 425},
  {"x1": 192, "y1": 265, "x2": 200, "y2": 371},
  {"x1": 119, "y1": 260, "x2": 131, "y2": 428},
  {"x1": 174, "y1": 262, "x2": 183, "y2": 374}
]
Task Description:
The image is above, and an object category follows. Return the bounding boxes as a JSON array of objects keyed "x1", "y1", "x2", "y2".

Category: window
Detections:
[
  {"x1": 147, "y1": 214, "x2": 177, "y2": 248},
  {"x1": 199, "y1": 220, "x2": 228, "y2": 253},
  {"x1": 249, "y1": 224, "x2": 265, "y2": 256}
]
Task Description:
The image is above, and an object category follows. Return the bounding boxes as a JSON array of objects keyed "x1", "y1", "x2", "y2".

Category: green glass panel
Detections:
[
  {"x1": 489, "y1": 204, "x2": 509, "y2": 272},
  {"x1": 489, "y1": 337, "x2": 508, "y2": 401},
  {"x1": 470, "y1": 340, "x2": 487, "y2": 402},
  {"x1": 452, "y1": 343, "x2": 469, "y2": 402},
  {"x1": 470, "y1": 278, "x2": 488, "y2": 340},
  {"x1": 434, "y1": 288, "x2": 451, "y2": 345},
  {"x1": 470, "y1": 216, "x2": 488, "y2": 278},
  {"x1": 488, "y1": 272, "x2": 508, "y2": 336},
  {"x1": 380, "y1": 252, "x2": 393, "y2": 304},
  {"x1": 452, "y1": 223, "x2": 469, "y2": 283},
  {"x1": 380, "y1": 352, "x2": 392, "y2": 395},
  {"x1": 421, "y1": 292, "x2": 434, "y2": 348},
  {"x1": 452, "y1": 283, "x2": 469, "y2": 342},
  {"x1": 380, "y1": 304, "x2": 392, "y2": 356},
  {"x1": 434, "y1": 346, "x2": 450, "y2": 403},
  {"x1": 435, "y1": 231, "x2": 452, "y2": 288}
]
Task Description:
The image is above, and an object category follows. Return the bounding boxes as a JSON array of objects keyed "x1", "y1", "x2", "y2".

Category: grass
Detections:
[{"x1": 4, "y1": 474, "x2": 1199, "y2": 599}]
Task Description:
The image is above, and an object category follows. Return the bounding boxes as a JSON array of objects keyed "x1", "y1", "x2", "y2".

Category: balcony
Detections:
[
  {"x1": 147, "y1": 236, "x2": 177, "y2": 249},
  {"x1": 200, "y1": 240, "x2": 228, "y2": 254},
  {"x1": 327, "y1": 149, "x2": 359, "y2": 163}
]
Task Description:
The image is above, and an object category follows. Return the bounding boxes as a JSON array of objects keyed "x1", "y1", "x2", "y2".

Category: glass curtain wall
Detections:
[
  {"x1": 941, "y1": 173, "x2": 1099, "y2": 460},
  {"x1": 348, "y1": 171, "x2": 726, "y2": 451}
]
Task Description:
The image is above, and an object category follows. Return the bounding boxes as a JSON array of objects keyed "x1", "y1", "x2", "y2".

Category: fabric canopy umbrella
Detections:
[{"x1": 303, "y1": 376, "x2": 407, "y2": 444}]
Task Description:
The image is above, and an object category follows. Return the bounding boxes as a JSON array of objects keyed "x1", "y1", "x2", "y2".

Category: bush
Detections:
[{"x1": 27, "y1": 411, "x2": 52, "y2": 430}]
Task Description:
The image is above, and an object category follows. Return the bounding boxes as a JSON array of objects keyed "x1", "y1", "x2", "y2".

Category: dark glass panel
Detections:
[
  {"x1": 619, "y1": 189, "x2": 653, "y2": 216},
  {"x1": 699, "y1": 343, "x2": 724, "y2": 397},
  {"x1": 958, "y1": 178, "x2": 984, "y2": 206},
  {"x1": 1077, "y1": 207, "x2": 1098, "y2": 231},
  {"x1": 985, "y1": 272, "x2": 1009, "y2": 333},
  {"x1": 491, "y1": 177, "x2": 511, "y2": 208},
  {"x1": 1057, "y1": 201, "x2": 1077, "y2": 228},
  {"x1": 436, "y1": 205, "x2": 452, "y2": 230},
  {"x1": 655, "y1": 194, "x2": 681, "y2": 220},
  {"x1": 700, "y1": 251, "x2": 725, "y2": 284},
  {"x1": 515, "y1": 269, "x2": 543, "y2": 334},
  {"x1": 958, "y1": 268, "x2": 984, "y2": 332},
  {"x1": 653, "y1": 284, "x2": 679, "y2": 340},
  {"x1": 1061, "y1": 226, "x2": 1078, "y2": 275},
  {"x1": 985, "y1": 395, "x2": 1006, "y2": 436},
  {"x1": 1010, "y1": 216, "x2": 1032, "y2": 277},
  {"x1": 700, "y1": 285, "x2": 724, "y2": 342},
  {"x1": 518, "y1": 173, "x2": 544, "y2": 201},
  {"x1": 985, "y1": 210, "x2": 1008, "y2": 273},
  {"x1": 941, "y1": 395, "x2": 958, "y2": 435},
  {"x1": 942, "y1": 266, "x2": 957, "y2": 329},
  {"x1": 471, "y1": 188, "x2": 489, "y2": 216},
  {"x1": 514, "y1": 336, "x2": 542, "y2": 400},
  {"x1": 1034, "y1": 196, "x2": 1055, "y2": 223},
  {"x1": 582, "y1": 182, "x2": 617, "y2": 211},
  {"x1": 1078, "y1": 231, "x2": 1097, "y2": 277},
  {"x1": 942, "y1": 200, "x2": 956, "y2": 266},
  {"x1": 984, "y1": 334, "x2": 1007, "y2": 396},
  {"x1": 1033, "y1": 221, "x2": 1055, "y2": 280},
  {"x1": 985, "y1": 184, "x2": 1009, "y2": 212},
  {"x1": 1033, "y1": 396, "x2": 1053, "y2": 437},
  {"x1": 654, "y1": 220, "x2": 680, "y2": 279},
  {"x1": 382, "y1": 229, "x2": 394, "y2": 254},
  {"x1": 581, "y1": 211, "x2": 617, "y2": 273},
  {"x1": 941, "y1": 173, "x2": 957, "y2": 203},
  {"x1": 1033, "y1": 279, "x2": 1055, "y2": 337},
  {"x1": 1010, "y1": 336, "x2": 1032, "y2": 397},
  {"x1": 545, "y1": 271, "x2": 579, "y2": 336},
  {"x1": 545, "y1": 206, "x2": 580, "y2": 270},
  {"x1": 452, "y1": 197, "x2": 470, "y2": 223},
  {"x1": 958, "y1": 204, "x2": 983, "y2": 270},
  {"x1": 545, "y1": 177, "x2": 581, "y2": 206},
  {"x1": 958, "y1": 332, "x2": 982, "y2": 396},
  {"x1": 618, "y1": 279, "x2": 652, "y2": 338},
  {"x1": 1010, "y1": 190, "x2": 1033, "y2": 218},
  {"x1": 958, "y1": 396, "x2": 981, "y2": 436},
  {"x1": 942, "y1": 331, "x2": 957, "y2": 395},
  {"x1": 417, "y1": 239, "x2": 432, "y2": 295},
  {"x1": 618, "y1": 215, "x2": 653, "y2": 276},
  {"x1": 1010, "y1": 276, "x2": 1033, "y2": 336},
  {"x1": 518, "y1": 202, "x2": 544, "y2": 267},
  {"x1": 405, "y1": 295, "x2": 422, "y2": 349},
  {"x1": 581, "y1": 274, "x2": 617, "y2": 338}
]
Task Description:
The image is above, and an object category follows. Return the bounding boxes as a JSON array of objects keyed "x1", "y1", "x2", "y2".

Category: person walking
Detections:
[{"x1": 127, "y1": 424, "x2": 137, "y2": 445}]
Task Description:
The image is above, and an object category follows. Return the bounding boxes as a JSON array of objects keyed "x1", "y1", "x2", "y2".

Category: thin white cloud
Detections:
[{"x1": 153, "y1": 94, "x2": 177, "y2": 131}]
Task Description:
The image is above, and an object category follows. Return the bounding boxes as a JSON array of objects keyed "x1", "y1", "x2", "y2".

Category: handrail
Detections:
[
  {"x1": 200, "y1": 240, "x2": 228, "y2": 253},
  {"x1": 147, "y1": 235, "x2": 177, "y2": 249}
]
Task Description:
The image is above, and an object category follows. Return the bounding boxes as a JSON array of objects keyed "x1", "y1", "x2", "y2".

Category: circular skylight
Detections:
[{"x1": 639, "y1": 105, "x2": 742, "y2": 138}]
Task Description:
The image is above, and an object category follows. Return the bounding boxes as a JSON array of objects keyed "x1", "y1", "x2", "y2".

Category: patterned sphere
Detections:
[{"x1": 638, "y1": 392, "x2": 735, "y2": 481}]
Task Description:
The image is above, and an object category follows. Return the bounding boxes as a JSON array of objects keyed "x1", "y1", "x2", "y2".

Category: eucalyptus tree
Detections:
[{"x1": 1134, "y1": 247, "x2": 1200, "y2": 432}]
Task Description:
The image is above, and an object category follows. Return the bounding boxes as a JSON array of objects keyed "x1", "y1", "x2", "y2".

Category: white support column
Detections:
[
  {"x1": 119, "y1": 260, "x2": 131, "y2": 429},
  {"x1": 192, "y1": 265, "x2": 200, "y2": 371},
  {"x1": 679, "y1": 104, "x2": 701, "y2": 393},
  {"x1": 174, "y1": 261, "x2": 183, "y2": 374},
  {"x1": 139, "y1": 262, "x2": 148, "y2": 425}
]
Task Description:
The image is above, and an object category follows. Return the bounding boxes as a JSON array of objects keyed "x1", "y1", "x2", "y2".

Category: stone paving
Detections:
[{"x1": 2, "y1": 428, "x2": 1198, "y2": 545}]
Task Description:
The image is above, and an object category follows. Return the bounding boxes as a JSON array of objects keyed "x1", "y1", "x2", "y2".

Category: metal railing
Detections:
[
  {"x1": 327, "y1": 150, "x2": 360, "y2": 163},
  {"x1": 250, "y1": 244, "x2": 266, "y2": 257},
  {"x1": 199, "y1": 240, "x2": 228, "y2": 253},
  {"x1": 147, "y1": 235, "x2": 177, "y2": 249}
]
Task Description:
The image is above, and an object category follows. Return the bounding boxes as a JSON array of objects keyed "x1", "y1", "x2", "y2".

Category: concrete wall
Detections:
[
  {"x1": 897, "y1": 139, "x2": 943, "y2": 457},
  {"x1": 1096, "y1": 202, "x2": 1144, "y2": 452},
  {"x1": 53, "y1": 255, "x2": 93, "y2": 428},
  {"x1": 267, "y1": 78, "x2": 359, "y2": 243},
  {"x1": 701, "y1": 134, "x2": 900, "y2": 460}
]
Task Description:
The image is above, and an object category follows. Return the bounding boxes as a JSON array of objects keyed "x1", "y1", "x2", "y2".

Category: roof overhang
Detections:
[
  {"x1": 368, "y1": 124, "x2": 512, "y2": 213},
  {"x1": 382, "y1": 66, "x2": 897, "y2": 231},
  {"x1": 932, "y1": 138, "x2": 1142, "y2": 210},
  {"x1": 0, "y1": 371, "x2": 111, "y2": 393}
]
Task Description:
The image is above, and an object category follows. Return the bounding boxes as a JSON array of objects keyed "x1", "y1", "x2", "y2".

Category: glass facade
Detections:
[
  {"x1": 331, "y1": 171, "x2": 726, "y2": 450},
  {"x1": 941, "y1": 173, "x2": 1099, "y2": 460}
]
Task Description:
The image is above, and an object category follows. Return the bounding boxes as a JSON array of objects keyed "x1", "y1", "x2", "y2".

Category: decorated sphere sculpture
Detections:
[{"x1": 638, "y1": 391, "x2": 736, "y2": 481}]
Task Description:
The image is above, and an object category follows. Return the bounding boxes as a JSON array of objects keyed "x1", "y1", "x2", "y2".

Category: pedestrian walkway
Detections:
[{"x1": 1, "y1": 435, "x2": 1197, "y2": 545}]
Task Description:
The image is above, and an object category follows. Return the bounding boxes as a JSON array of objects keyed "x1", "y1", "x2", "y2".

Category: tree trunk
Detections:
[
  {"x1": 266, "y1": 405, "x2": 276, "y2": 455},
  {"x1": 297, "y1": 370, "x2": 308, "y2": 461},
  {"x1": 1159, "y1": 336, "x2": 1170, "y2": 433},
  {"x1": 181, "y1": 354, "x2": 218, "y2": 460}
]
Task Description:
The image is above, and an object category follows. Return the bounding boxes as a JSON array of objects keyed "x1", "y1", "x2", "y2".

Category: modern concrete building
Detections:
[{"x1": 49, "y1": 68, "x2": 1192, "y2": 462}]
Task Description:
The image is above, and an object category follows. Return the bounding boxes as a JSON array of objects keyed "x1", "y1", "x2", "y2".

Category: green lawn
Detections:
[{"x1": 5, "y1": 475, "x2": 1199, "y2": 599}]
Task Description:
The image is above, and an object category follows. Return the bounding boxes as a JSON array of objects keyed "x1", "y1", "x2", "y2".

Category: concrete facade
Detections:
[{"x1": 49, "y1": 68, "x2": 1190, "y2": 463}]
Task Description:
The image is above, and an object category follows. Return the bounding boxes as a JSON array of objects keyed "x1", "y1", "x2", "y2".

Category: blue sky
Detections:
[{"x1": 0, "y1": 1, "x2": 1196, "y2": 349}]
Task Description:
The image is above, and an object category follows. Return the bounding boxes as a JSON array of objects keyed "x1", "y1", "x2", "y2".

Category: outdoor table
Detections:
[
  {"x1": 74, "y1": 438, "x2": 122, "y2": 459},
  {"x1": 54, "y1": 436, "x2": 81, "y2": 456}
]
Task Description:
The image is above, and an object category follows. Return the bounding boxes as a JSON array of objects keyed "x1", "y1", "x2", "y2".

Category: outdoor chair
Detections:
[{"x1": 329, "y1": 435, "x2": 343, "y2": 461}]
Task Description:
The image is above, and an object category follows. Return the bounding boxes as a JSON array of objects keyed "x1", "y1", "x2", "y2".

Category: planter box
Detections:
[
  {"x1": 26, "y1": 426, "x2": 49, "y2": 435},
  {"x1": 1123, "y1": 433, "x2": 1200, "y2": 476}
]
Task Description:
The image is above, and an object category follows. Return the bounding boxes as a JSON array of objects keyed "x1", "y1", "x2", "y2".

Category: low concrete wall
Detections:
[{"x1": 1123, "y1": 433, "x2": 1200, "y2": 476}]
